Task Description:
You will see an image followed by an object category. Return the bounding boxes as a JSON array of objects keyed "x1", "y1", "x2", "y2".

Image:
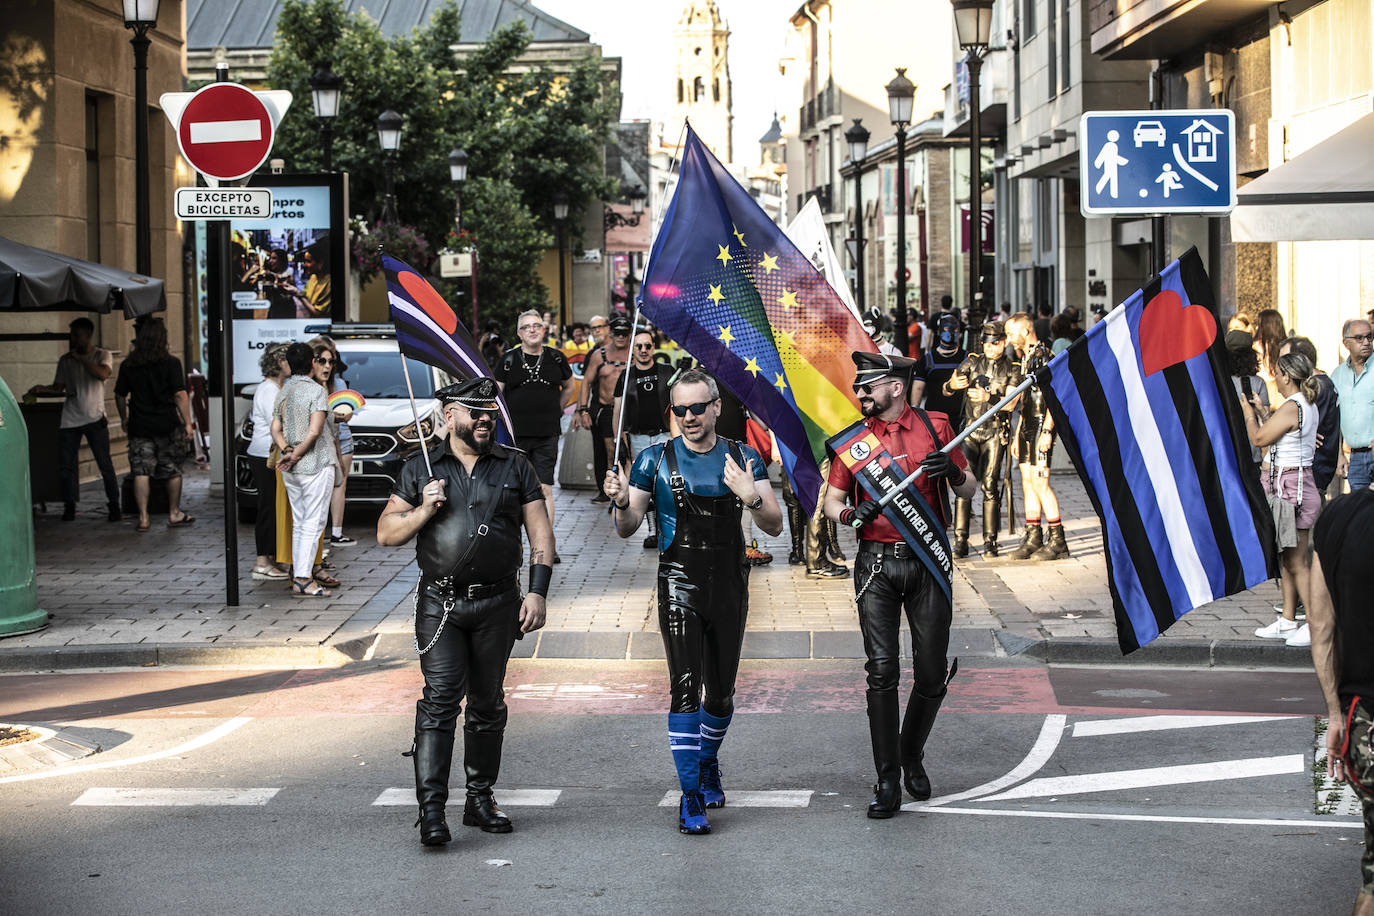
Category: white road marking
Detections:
[
  {"x1": 914, "y1": 714, "x2": 1067, "y2": 810},
  {"x1": 72, "y1": 787, "x2": 278, "y2": 806},
  {"x1": 0, "y1": 717, "x2": 254, "y2": 785},
  {"x1": 371, "y1": 787, "x2": 561, "y2": 807},
  {"x1": 981, "y1": 754, "x2": 1304, "y2": 802},
  {"x1": 925, "y1": 806, "x2": 1360, "y2": 829},
  {"x1": 1072, "y1": 715, "x2": 1297, "y2": 738},
  {"x1": 188, "y1": 119, "x2": 262, "y2": 144},
  {"x1": 656, "y1": 789, "x2": 812, "y2": 808}
]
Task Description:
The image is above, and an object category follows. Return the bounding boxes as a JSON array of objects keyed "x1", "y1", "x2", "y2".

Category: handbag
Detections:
[{"x1": 267, "y1": 442, "x2": 282, "y2": 470}]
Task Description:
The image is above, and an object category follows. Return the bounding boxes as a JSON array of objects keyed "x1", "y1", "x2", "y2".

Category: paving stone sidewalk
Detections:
[{"x1": 4, "y1": 464, "x2": 1301, "y2": 666}]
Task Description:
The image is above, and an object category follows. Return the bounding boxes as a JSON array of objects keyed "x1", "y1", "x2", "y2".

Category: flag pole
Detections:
[
  {"x1": 850, "y1": 372, "x2": 1037, "y2": 526},
  {"x1": 400, "y1": 350, "x2": 435, "y2": 482},
  {"x1": 610, "y1": 300, "x2": 644, "y2": 471}
]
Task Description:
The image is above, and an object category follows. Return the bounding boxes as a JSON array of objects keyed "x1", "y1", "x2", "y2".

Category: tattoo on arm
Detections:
[{"x1": 529, "y1": 549, "x2": 546, "y2": 566}]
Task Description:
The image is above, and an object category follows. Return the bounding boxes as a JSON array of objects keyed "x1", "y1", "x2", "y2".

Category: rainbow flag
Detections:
[{"x1": 640, "y1": 125, "x2": 875, "y2": 513}]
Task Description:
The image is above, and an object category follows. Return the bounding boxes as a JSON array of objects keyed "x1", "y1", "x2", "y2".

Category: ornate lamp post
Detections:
[
  {"x1": 448, "y1": 146, "x2": 468, "y2": 233},
  {"x1": 886, "y1": 68, "x2": 915, "y2": 353},
  {"x1": 122, "y1": 0, "x2": 160, "y2": 276},
  {"x1": 844, "y1": 118, "x2": 870, "y2": 311},
  {"x1": 603, "y1": 184, "x2": 648, "y2": 232},
  {"x1": 953, "y1": 0, "x2": 995, "y2": 337},
  {"x1": 553, "y1": 191, "x2": 570, "y2": 332},
  {"x1": 375, "y1": 109, "x2": 403, "y2": 223},
  {"x1": 308, "y1": 65, "x2": 342, "y2": 172}
]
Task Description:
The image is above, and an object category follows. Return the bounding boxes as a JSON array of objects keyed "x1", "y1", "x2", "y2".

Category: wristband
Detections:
[
  {"x1": 578, "y1": 407, "x2": 590, "y2": 414},
  {"x1": 528, "y1": 563, "x2": 553, "y2": 597},
  {"x1": 840, "y1": 507, "x2": 856, "y2": 527}
]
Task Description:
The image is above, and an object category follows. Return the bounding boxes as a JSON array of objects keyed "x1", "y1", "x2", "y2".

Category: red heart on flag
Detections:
[{"x1": 1137, "y1": 288, "x2": 1216, "y2": 376}]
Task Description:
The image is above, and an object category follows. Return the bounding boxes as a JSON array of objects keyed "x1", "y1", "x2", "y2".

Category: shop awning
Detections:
[
  {"x1": 1231, "y1": 114, "x2": 1374, "y2": 242},
  {"x1": 0, "y1": 235, "x2": 165, "y2": 318}
]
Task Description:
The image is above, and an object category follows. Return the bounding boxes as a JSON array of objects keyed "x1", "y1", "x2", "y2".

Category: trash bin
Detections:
[{"x1": 0, "y1": 374, "x2": 47, "y2": 636}]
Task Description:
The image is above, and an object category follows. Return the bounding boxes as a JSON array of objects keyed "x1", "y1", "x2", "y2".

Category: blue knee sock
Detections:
[
  {"x1": 668, "y1": 711, "x2": 701, "y2": 794},
  {"x1": 698, "y1": 709, "x2": 732, "y2": 762}
]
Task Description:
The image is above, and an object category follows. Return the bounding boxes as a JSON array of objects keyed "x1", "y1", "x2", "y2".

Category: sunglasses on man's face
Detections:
[
  {"x1": 671, "y1": 399, "x2": 717, "y2": 418},
  {"x1": 852, "y1": 379, "x2": 895, "y2": 395},
  {"x1": 634, "y1": 343, "x2": 655, "y2": 351},
  {"x1": 519, "y1": 323, "x2": 544, "y2": 332},
  {"x1": 590, "y1": 323, "x2": 608, "y2": 331}
]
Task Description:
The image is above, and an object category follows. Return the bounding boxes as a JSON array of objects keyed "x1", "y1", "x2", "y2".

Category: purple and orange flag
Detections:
[{"x1": 639, "y1": 126, "x2": 875, "y2": 514}]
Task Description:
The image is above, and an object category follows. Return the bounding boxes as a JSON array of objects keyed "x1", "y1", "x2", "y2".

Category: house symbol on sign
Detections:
[{"x1": 1182, "y1": 119, "x2": 1222, "y2": 163}]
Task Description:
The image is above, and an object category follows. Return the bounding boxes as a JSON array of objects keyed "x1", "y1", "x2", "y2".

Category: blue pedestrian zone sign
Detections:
[{"x1": 1079, "y1": 109, "x2": 1237, "y2": 216}]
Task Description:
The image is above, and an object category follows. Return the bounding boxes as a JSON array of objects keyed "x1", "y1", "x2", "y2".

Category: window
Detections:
[
  {"x1": 1046, "y1": 0, "x2": 1057, "y2": 96},
  {"x1": 1023, "y1": 0, "x2": 1036, "y2": 36},
  {"x1": 677, "y1": 79, "x2": 684, "y2": 103},
  {"x1": 694, "y1": 46, "x2": 702, "y2": 56},
  {"x1": 712, "y1": 78, "x2": 719, "y2": 102},
  {"x1": 85, "y1": 92, "x2": 101, "y2": 262},
  {"x1": 694, "y1": 77, "x2": 704, "y2": 101},
  {"x1": 1061, "y1": 0, "x2": 1072, "y2": 90}
]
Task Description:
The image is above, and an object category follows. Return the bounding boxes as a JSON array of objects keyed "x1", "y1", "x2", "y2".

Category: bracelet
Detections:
[
  {"x1": 578, "y1": 407, "x2": 590, "y2": 414},
  {"x1": 614, "y1": 499, "x2": 629, "y2": 510},
  {"x1": 840, "y1": 507, "x2": 856, "y2": 527},
  {"x1": 528, "y1": 563, "x2": 553, "y2": 597}
]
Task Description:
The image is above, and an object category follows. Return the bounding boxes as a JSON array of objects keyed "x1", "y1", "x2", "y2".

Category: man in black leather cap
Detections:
[
  {"x1": 824, "y1": 351, "x2": 978, "y2": 817},
  {"x1": 945, "y1": 320, "x2": 1019, "y2": 557},
  {"x1": 377, "y1": 377, "x2": 554, "y2": 847}
]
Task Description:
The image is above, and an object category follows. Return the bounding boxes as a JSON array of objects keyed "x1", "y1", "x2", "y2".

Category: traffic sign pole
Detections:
[{"x1": 212, "y1": 67, "x2": 239, "y2": 608}]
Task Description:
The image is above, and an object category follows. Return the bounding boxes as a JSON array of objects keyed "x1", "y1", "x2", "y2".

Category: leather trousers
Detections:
[
  {"x1": 413, "y1": 582, "x2": 521, "y2": 808},
  {"x1": 957, "y1": 431, "x2": 1007, "y2": 542},
  {"x1": 854, "y1": 549, "x2": 952, "y2": 699},
  {"x1": 658, "y1": 543, "x2": 749, "y2": 717}
]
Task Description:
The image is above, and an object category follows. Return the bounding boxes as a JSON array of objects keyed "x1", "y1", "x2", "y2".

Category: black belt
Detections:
[
  {"x1": 1352, "y1": 447, "x2": 1371, "y2": 454},
  {"x1": 859, "y1": 540, "x2": 916, "y2": 559},
  {"x1": 422, "y1": 573, "x2": 518, "y2": 601}
]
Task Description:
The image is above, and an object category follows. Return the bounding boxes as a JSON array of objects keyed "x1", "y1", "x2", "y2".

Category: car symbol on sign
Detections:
[{"x1": 1133, "y1": 120, "x2": 1167, "y2": 147}]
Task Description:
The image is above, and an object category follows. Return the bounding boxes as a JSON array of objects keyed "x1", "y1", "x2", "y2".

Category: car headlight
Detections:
[{"x1": 397, "y1": 416, "x2": 435, "y2": 443}]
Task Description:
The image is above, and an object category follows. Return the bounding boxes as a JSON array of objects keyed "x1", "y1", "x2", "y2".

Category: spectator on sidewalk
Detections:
[
  {"x1": 1254, "y1": 308, "x2": 1288, "y2": 405},
  {"x1": 1306, "y1": 487, "x2": 1374, "y2": 916},
  {"x1": 1226, "y1": 330, "x2": 1270, "y2": 467},
  {"x1": 614, "y1": 328, "x2": 678, "y2": 549},
  {"x1": 113, "y1": 317, "x2": 195, "y2": 532},
  {"x1": 271, "y1": 342, "x2": 339, "y2": 598},
  {"x1": 1333, "y1": 318, "x2": 1374, "y2": 493},
  {"x1": 1241, "y1": 351, "x2": 1321, "y2": 647},
  {"x1": 27, "y1": 317, "x2": 120, "y2": 522},
  {"x1": 309, "y1": 334, "x2": 354, "y2": 548},
  {"x1": 246, "y1": 343, "x2": 290, "y2": 580},
  {"x1": 1281, "y1": 335, "x2": 1340, "y2": 496}
]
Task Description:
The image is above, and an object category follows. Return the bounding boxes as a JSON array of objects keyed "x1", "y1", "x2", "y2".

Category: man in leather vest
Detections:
[
  {"x1": 824, "y1": 351, "x2": 978, "y2": 817},
  {"x1": 377, "y1": 377, "x2": 555, "y2": 847},
  {"x1": 944, "y1": 321, "x2": 1019, "y2": 557},
  {"x1": 604, "y1": 369, "x2": 783, "y2": 835}
]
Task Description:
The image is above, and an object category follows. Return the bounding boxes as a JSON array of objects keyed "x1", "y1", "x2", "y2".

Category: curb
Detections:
[
  {"x1": 993, "y1": 630, "x2": 1315, "y2": 668},
  {"x1": 0, "y1": 634, "x2": 380, "y2": 672}
]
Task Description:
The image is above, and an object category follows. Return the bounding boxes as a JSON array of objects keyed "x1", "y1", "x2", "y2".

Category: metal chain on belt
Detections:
[
  {"x1": 412, "y1": 588, "x2": 456, "y2": 657},
  {"x1": 854, "y1": 556, "x2": 884, "y2": 604}
]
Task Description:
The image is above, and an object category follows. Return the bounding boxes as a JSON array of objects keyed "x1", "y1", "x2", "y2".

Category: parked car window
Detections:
[{"x1": 337, "y1": 348, "x2": 441, "y2": 399}]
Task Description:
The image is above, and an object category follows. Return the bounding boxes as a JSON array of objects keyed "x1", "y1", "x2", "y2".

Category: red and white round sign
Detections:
[{"x1": 175, "y1": 83, "x2": 275, "y2": 182}]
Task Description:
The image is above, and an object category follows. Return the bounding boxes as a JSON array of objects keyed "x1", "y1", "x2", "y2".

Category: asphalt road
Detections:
[{"x1": 0, "y1": 658, "x2": 1362, "y2": 915}]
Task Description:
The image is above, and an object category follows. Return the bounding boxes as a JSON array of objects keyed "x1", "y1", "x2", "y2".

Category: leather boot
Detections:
[
  {"x1": 1010, "y1": 524, "x2": 1043, "y2": 560},
  {"x1": 982, "y1": 497, "x2": 1001, "y2": 557},
  {"x1": 1032, "y1": 523, "x2": 1070, "y2": 560},
  {"x1": 410, "y1": 731, "x2": 453, "y2": 846},
  {"x1": 785, "y1": 497, "x2": 806, "y2": 565},
  {"x1": 462, "y1": 731, "x2": 512, "y2": 833},
  {"x1": 807, "y1": 517, "x2": 849, "y2": 579},
  {"x1": 825, "y1": 517, "x2": 847, "y2": 562},
  {"x1": 953, "y1": 498, "x2": 971, "y2": 558},
  {"x1": 900, "y1": 660, "x2": 958, "y2": 801},
  {"x1": 866, "y1": 689, "x2": 902, "y2": 819}
]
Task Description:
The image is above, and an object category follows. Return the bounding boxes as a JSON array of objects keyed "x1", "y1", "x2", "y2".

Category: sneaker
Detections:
[
  {"x1": 328, "y1": 534, "x2": 356, "y2": 546},
  {"x1": 1254, "y1": 617, "x2": 1298, "y2": 639},
  {"x1": 1285, "y1": 623, "x2": 1311, "y2": 647},
  {"x1": 745, "y1": 545, "x2": 773, "y2": 566},
  {"x1": 678, "y1": 791, "x2": 711, "y2": 835},
  {"x1": 643, "y1": 534, "x2": 657, "y2": 550},
  {"x1": 591, "y1": 493, "x2": 611, "y2": 504},
  {"x1": 699, "y1": 759, "x2": 726, "y2": 809}
]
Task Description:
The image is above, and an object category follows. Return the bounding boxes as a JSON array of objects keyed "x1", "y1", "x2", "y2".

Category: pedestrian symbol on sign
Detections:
[{"x1": 1093, "y1": 130, "x2": 1129, "y2": 199}]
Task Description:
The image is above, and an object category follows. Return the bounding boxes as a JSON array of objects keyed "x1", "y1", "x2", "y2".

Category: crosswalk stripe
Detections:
[
  {"x1": 979, "y1": 754, "x2": 1304, "y2": 802},
  {"x1": 1071, "y1": 715, "x2": 1297, "y2": 738},
  {"x1": 371, "y1": 788, "x2": 562, "y2": 807},
  {"x1": 656, "y1": 789, "x2": 812, "y2": 808},
  {"x1": 72, "y1": 788, "x2": 279, "y2": 806}
]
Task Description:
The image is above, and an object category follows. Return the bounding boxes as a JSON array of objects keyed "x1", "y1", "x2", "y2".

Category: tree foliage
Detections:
[{"x1": 266, "y1": 0, "x2": 618, "y2": 331}]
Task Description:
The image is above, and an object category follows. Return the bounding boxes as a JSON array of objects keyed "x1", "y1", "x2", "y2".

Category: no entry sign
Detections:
[{"x1": 161, "y1": 84, "x2": 292, "y2": 182}]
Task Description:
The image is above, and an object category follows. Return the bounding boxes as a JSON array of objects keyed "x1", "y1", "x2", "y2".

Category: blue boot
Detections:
[
  {"x1": 679, "y1": 790, "x2": 711, "y2": 835},
  {"x1": 668, "y1": 711, "x2": 709, "y2": 834},
  {"x1": 698, "y1": 709, "x2": 732, "y2": 809}
]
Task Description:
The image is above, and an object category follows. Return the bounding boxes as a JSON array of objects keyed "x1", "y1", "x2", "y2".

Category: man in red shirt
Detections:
[{"x1": 824, "y1": 351, "x2": 978, "y2": 818}]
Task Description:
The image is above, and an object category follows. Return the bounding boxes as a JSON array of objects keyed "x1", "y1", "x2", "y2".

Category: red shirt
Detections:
[{"x1": 828, "y1": 405, "x2": 967, "y2": 543}]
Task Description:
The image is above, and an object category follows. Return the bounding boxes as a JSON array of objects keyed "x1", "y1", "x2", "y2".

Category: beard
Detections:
[
  {"x1": 457, "y1": 422, "x2": 494, "y2": 455},
  {"x1": 859, "y1": 398, "x2": 881, "y2": 417}
]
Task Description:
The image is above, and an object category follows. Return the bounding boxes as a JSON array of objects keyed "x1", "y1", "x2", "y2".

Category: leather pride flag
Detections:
[
  {"x1": 828, "y1": 420, "x2": 953, "y2": 604},
  {"x1": 1036, "y1": 247, "x2": 1278, "y2": 653}
]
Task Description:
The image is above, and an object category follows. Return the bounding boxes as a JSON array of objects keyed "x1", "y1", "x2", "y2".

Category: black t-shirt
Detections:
[
  {"x1": 1311, "y1": 374, "x2": 1341, "y2": 491},
  {"x1": 914, "y1": 347, "x2": 968, "y2": 429},
  {"x1": 615, "y1": 362, "x2": 675, "y2": 434},
  {"x1": 494, "y1": 346, "x2": 572, "y2": 439},
  {"x1": 715, "y1": 388, "x2": 748, "y2": 441},
  {"x1": 392, "y1": 439, "x2": 544, "y2": 581},
  {"x1": 1313, "y1": 490, "x2": 1374, "y2": 709},
  {"x1": 114, "y1": 356, "x2": 186, "y2": 437}
]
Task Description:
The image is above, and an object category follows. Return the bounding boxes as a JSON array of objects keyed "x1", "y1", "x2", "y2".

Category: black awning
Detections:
[{"x1": 0, "y1": 235, "x2": 166, "y2": 318}]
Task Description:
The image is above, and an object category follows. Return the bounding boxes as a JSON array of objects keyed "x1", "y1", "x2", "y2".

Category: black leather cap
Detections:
[
  {"x1": 851, "y1": 350, "x2": 918, "y2": 385},
  {"x1": 435, "y1": 376, "x2": 499, "y2": 409}
]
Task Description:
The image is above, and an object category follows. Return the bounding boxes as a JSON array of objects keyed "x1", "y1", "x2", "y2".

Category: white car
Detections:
[{"x1": 1133, "y1": 120, "x2": 1167, "y2": 147}]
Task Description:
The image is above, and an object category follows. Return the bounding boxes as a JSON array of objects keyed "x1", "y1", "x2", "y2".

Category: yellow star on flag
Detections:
[
  {"x1": 778, "y1": 289, "x2": 800, "y2": 310},
  {"x1": 743, "y1": 357, "x2": 761, "y2": 376},
  {"x1": 760, "y1": 253, "x2": 779, "y2": 274},
  {"x1": 773, "y1": 328, "x2": 796, "y2": 349},
  {"x1": 707, "y1": 284, "x2": 725, "y2": 303},
  {"x1": 718, "y1": 325, "x2": 735, "y2": 347},
  {"x1": 774, "y1": 373, "x2": 788, "y2": 392},
  {"x1": 732, "y1": 225, "x2": 747, "y2": 247},
  {"x1": 716, "y1": 244, "x2": 733, "y2": 267}
]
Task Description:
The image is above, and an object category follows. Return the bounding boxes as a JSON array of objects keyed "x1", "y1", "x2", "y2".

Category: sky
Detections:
[{"x1": 532, "y1": 0, "x2": 801, "y2": 160}]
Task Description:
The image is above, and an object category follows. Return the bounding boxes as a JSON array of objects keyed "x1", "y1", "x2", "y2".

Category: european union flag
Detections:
[{"x1": 640, "y1": 126, "x2": 874, "y2": 514}]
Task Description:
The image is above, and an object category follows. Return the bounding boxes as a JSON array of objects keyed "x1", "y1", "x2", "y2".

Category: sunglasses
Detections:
[
  {"x1": 590, "y1": 323, "x2": 608, "y2": 330},
  {"x1": 448, "y1": 404, "x2": 497, "y2": 419},
  {"x1": 671, "y1": 399, "x2": 717, "y2": 418},
  {"x1": 634, "y1": 343, "x2": 655, "y2": 350},
  {"x1": 519, "y1": 324, "x2": 544, "y2": 332},
  {"x1": 314, "y1": 356, "x2": 334, "y2": 365},
  {"x1": 852, "y1": 380, "x2": 896, "y2": 395}
]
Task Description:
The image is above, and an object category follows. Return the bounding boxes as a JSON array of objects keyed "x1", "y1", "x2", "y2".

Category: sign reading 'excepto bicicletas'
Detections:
[{"x1": 174, "y1": 187, "x2": 272, "y2": 220}]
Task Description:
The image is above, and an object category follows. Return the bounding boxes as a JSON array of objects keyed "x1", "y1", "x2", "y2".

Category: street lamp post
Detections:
[
  {"x1": 953, "y1": 0, "x2": 994, "y2": 338},
  {"x1": 309, "y1": 65, "x2": 342, "y2": 172},
  {"x1": 375, "y1": 109, "x2": 403, "y2": 223},
  {"x1": 553, "y1": 191, "x2": 570, "y2": 334},
  {"x1": 448, "y1": 146, "x2": 468, "y2": 233},
  {"x1": 844, "y1": 118, "x2": 870, "y2": 311},
  {"x1": 122, "y1": 0, "x2": 160, "y2": 277},
  {"x1": 603, "y1": 185, "x2": 648, "y2": 232},
  {"x1": 886, "y1": 68, "x2": 915, "y2": 354}
]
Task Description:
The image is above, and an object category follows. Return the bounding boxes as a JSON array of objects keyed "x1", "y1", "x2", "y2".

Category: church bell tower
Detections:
[{"x1": 672, "y1": 0, "x2": 733, "y2": 163}]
